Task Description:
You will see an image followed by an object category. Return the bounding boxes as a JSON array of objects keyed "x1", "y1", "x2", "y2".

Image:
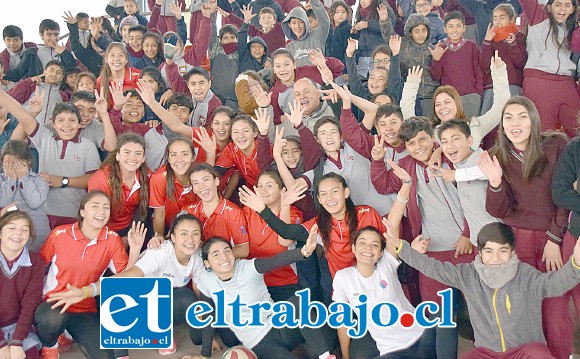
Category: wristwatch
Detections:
[{"x1": 61, "y1": 176, "x2": 69, "y2": 188}]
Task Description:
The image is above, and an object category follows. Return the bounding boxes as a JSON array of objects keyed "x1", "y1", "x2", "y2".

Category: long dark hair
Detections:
[
  {"x1": 168, "y1": 212, "x2": 204, "y2": 242},
  {"x1": 355, "y1": 0, "x2": 379, "y2": 21},
  {"x1": 316, "y1": 173, "x2": 358, "y2": 249},
  {"x1": 140, "y1": 66, "x2": 167, "y2": 95},
  {"x1": 490, "y1": 96, "x2": 567, "y2": 184},
  {"x1": 545, "y1": 0, "x2": 577, "y2": 50},
  {"x1": 99, "y1": 42, "x2": 129, "y2": 106},
  {"x1": 101, "y1": 133, "x2": 149, "y2": 221},
  {"x1": 164, "y1": 137, "x2": 195, "y2": 202},
  {"x1": 77, "y1": 190, "x2": 110, "y2": 228}
]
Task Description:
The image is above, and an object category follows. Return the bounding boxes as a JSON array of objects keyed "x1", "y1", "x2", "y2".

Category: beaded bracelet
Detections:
[{"x1": 396, "y1": 194, "x2": 409, "y2": 204}]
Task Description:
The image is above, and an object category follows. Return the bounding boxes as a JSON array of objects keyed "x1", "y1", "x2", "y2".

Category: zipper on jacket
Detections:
[{"x1": 492, "y1": 288, "x2": 506, "y2": 352}]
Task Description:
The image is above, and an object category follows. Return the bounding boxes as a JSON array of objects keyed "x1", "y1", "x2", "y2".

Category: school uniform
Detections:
[
  {"x1": 8, "y1": 79, "x2": 70, "y2": 125},
  {"x1": 96, "y1": 67, "x2": 142, "y2": 107},
  {"x1": 183, "y1": 198, "x2": 249, "y2": 248},
  {"x1": 88, "y1": 166, "x2": 145, "y2": 232},
  {"x1": 486, "y1": 135, "x2": 571, "y2": 359},
  {"x1": 28, "y1": 124, "x2": 101, "y2": 224},
  {"x1": 149, "y1": 165, "x2": 198, "y2": 229},
  {"x1": 215, "y1": 142, "x2": 262, "y2": 188}
]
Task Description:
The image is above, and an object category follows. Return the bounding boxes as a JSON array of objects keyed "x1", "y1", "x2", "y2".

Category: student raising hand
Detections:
[
  {"x1": 239, "y1": 185, "x2": 266, "y2": 212},
  {"x1": 110, "y1": 81, "x2": 132, "y2": 110},
  {"x1": 371, "y1": 134, "x2": 387, "y2": 161},
  {"x1": 478, "y1": 150, "x2": 502, "y2": 188},
  {"x1": 283, "y1": 99, "x2": 305, "y2": 127},
  {"x1": 280, "y1": 181, "x2": 308, "y2": 207},
  {"x1": 253, "y1": 107, "x2": 271, "y2": 136}
]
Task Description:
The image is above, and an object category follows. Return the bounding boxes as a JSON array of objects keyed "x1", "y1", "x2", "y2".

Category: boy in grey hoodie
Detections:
[
  {"x1": 388, "y1": 221, "x2": 580, "y2": 358},
  {"x1": 282, "y1": 0, "x2": 330, "y2": 66}
]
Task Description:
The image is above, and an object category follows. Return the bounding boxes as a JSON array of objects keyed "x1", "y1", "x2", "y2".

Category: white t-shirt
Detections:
[
  {"x1": 135, "y1": 241, "x2": 204, "y2": 287},
  {"x1": 197, "y1": 259, "x2": 273, "y2": 349},
  {"x1": 332, "y1": 251, "x2": 424, "y2": 355}
]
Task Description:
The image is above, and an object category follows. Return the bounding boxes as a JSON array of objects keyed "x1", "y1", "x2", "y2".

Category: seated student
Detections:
[
  {"x1": 1, "y1": 25, "x2": 41, "y2": 84},
  {"x1": 414, "y1": 0, "x2": 446, "y2": 44},
  {"x1": 402, "y1": 53, "x2": 509, "y2": 150},
  {"x1": 75, "y1": 72, "x2": 96, "y2": 93},
  {"x1": 268, "y1": 49, "x2": 344, "y2": 124},
  {"x1": 88, "y1": 133, "x2": 149, "y2": 237},
  {"x1": 165, "y1": 66, "x2": 222, "y2": 127},
  {"x1": 208, "y1": 24, "x2": 240, "y2": 109},
  {"x1": 134, "y1": 32, "x2": 165, "y2": 70},
  {"x1": 430, "y1": 11, "x2": 483, "y2": 119},
  {"x1": 0, "y1": 211, "x2": 44, "y2": 359},
  {"x1": 119, "y1": 0, "x2": 148, "y2": 28},
  {"x1": 0, "y1": 89, "x2": 101, "y2": 229},
  {"x1": 96, "y1": 42, "x2": 141, "y2": 108},
  {"x1": 237, "y1": 9, "x2": 270, "y2": 73},
  {"x1": 8, "y1": 60, "x2": 69, "y2": 124},
  {"x1": 149, "y1": 138, "x2": 198, "y2": 237},
  {"x1": 0, "y1": 141, "x2": 50, "y2": 252},
  {"x1": 109, "y1": 86, "x2": 167, "y2": 171},
  {"x1": 182, "y1": 163, "x2": 250, "y2": 258},
  {"x1": 35, "y1": 191, "x2": 144, "y2": 358},
  {"x1": 34, "y1": 19, "x2": 76, "y2": 70},
  {"x1": 389, "y1": 221, "x2": 580, "y2": 359},
  {"x1": 126, "y1": 25, "x2": 147, "y2": 66},
  {"x1": 436, "y1": 120, "x2": 500, "y2": 247},
  {"x1": 282, "y1": 0, "x2": 330, "y2": 66},
  {"x1": 345, "y1": 37, "x2": 402, "y2": 118}
]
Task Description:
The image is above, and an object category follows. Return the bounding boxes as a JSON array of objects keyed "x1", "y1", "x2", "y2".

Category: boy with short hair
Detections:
[
  {"x1": 414, "y1": 0, "x2": 445, "y2": 45},
  {"x1": 282, "y1": 0, "x2": 330, "y2": 66},
  {"x1": 237, "y1": 8, "x2": 270, "y2": 73},
  {"x1": 127, "y1": 25, "x2": 147, "y2": 66},
  {"x1": 36, "y1": 19, "x2": 76, "y2": 70},
  {"x1": 436, "y1": 120, "x2": 500, "y2": 246},
  {"x1": 429, "y1": 11, "x2": 483, "y2": 118},
  {"x1": 388, "y1": 221, "x2": 580, "y2": 359},
  {"x1": 74, "y1": 13, "x2": 91, "y2": 48},
  {"x1": 1, "y1": 25, "x2": 41, "y2": 83},
  {"x1": 0, "y1": 89, "x2": 101, "y2": 228},
  {"x1": 8, "y1": 60, "x2": 70, "y2": 124},
  {"x1": 306, "y1": 9, "x2": 319, "y2": 30},
  {"x1": 209, "y1": 24, "x2": 240, "y2": 109}
]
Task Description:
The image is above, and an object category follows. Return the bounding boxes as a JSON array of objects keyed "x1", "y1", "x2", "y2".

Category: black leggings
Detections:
[
  {"x1": 251, "y1": 295, "x2": 338, "y2": 359},
  {"x1": 377, "y1": 327, "x2": 436, "y2": 359},
  {"x1": 34, "y1": 301, "x2": 114, "y2": 359}
]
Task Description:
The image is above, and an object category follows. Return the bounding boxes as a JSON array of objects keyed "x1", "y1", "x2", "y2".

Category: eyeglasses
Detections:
[{"x1": 372, "y1": 58, "x2": 391, "y2": 66}]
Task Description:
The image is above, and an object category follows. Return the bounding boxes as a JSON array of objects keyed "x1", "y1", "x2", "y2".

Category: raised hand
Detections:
[
  {"x1": 386, "y1": 159, "x2": 411, "y2": 183},
  {"x1": 272, "y1": 126, "x2": 286, "y2": 157},
  {"x1": 319, "y1": 89, "x2": 338, "y2": 104},
  {"x1": 136, "y1": 79, "x2": 157, "y2": 106},
  {"x1": 110, "y1": 81, "x2": 132, "y2": 109},
  {"x1": 253, "y1": 86, "x2": 272, "y2": 108},
  {"x1": 484, "y1": 23, "x2": 496, "y2": 42},
  {"x1": 371, "y1": 134, "x2": 387, "y2": 161},
  {"x1": 307, "y1": 48, "x2": 326, "y2": 67},
  {"x1": 28, "y1": 86, "x2": 46, "y2": 117},
  {"x1": 377, "y1": 3, "x2": 389, "y2": 22},
  {"x1": 382, "y1": 217, "x2": 401, "y2": 248},
  {"x1": 91, "y1": 17, "x2": 103, "y2": 38},
  {"x1": 239, "y1": 185, "x2": 266, "y2": 213},
  {"x1": 169, "y1": 1, "x2": 183, "y2": 19},
  {"x1": 411, "y1": 235, "x2": 429, "y2": 253},
  {"x1": 192, "y1": 127, "x2": 217, "y2": 154},
  {"x1": 317, "y1": 65, "x2": 334, "y2": 85},
  {"x1": 94, "y1": 87, "x2": 108, "y2": 115},
  {"x1": 54, "y1": 42, "x2": 66, "y2": 55},
  {"x1": 407, "y1": 66, "x2": 423, "y2": 84},
  {"x1": 346, "y1": 38, "x2": 357, "y2": 57},
  {"x1": 428, "y1": 43, "x2": 447, "y2": 61},
  {"x1": 490, "y1": 50, "x2": 506, "y2": 70},
  {"x1": 478, "y1": 150, "x2": 503, "y2": 188},
  {"x1": 283, "y1": 99, "x2": 305, "y2": 127},
  {"x1": 304, "y1": 223, "x2": 319, "y2": 255},
  {"x1": 62, "y1": 10, "x2": 76, "y2": 24},
  {"x1": 330, "y1": 82, "x2": 352, "y2": 108},
  {"x1": 389, "y1": 35, "x2": 401, "y2": 56},
  {"x1": 430, "y1": 165, "x2": 455, "y2": 183},
  {"x1": 280, "y1": 181, "x2": 308, "y2": 206},
  {"x1": 241, "y1": 5, "x2": 256, "y2": 23},
  {"x1": 505, "y1": 33, "x2": 516, "y2": 44},
  {"x1": 253, "y1": 107, "x2": 271, "y2": 136},
  {"x1": 127, "y1": 221, "x2": 147, "y2": 249},
  {"x1": 217, "y1": 7, "x2": 230, "y2": 18}
]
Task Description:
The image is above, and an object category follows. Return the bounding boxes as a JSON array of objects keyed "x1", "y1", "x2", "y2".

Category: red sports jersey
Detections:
[
  {"x1": 88, "y1": 166, "x2": 146, "y2": 231},
  {"x1": 150, "y1": 165, "x2": 199, "y2": 228},
  {"x1": 183, "y1": 199, "x2": 249, "y2": 246},
  {"x1": 40, "y1": 223, "x2": 128, "y2": 313},
  {"x1": 215, "y1": 142, "x2": 262, "y2": 188},
  {"x1": 245, "y1": 206, "x2": 304, "y2": 287},
  {"x1": 302, "y1": 205, "x2": 386, "y2": 279}
]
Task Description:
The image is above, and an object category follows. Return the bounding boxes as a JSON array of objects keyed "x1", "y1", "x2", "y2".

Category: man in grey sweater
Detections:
[{"x1": 388, "y1": 221, "x2": 580, "y2": 358}]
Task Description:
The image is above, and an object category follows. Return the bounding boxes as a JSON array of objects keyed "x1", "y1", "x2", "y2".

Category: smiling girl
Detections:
[
  {"x1": 479, "y1": 96, "x2": 571, "y2": 359},
  {"x1": 96, "y1": 42, "x2": 141, "y2": 107}
]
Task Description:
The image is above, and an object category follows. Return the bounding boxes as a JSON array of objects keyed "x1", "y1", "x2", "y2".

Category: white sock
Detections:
[{"x1": 319, "y1": 351, "x2": 331, "y2": 359}]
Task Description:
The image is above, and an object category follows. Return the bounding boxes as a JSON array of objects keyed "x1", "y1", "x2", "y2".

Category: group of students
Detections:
[{"x1": 0, "y1": 0, "x2": 580, "y2": 358}]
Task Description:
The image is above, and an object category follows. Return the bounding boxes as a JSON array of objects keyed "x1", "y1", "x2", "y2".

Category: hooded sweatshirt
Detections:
[
  {"x1": 282, "y1": 0, "x2": 330, "y2": 66},
  {"x1": 238, "y1": 24, "x2": 270, "y2": 73},
  {"x1": 400, "y1": 14, "x2": 440, "y2": 99}
]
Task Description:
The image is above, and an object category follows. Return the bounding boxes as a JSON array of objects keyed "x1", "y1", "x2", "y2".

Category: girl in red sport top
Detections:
[
  {"x1": 96, "y1": 42, "x2": 141, "y2": 108},
  {"x1": 35, "y1": 191, "x2": 146, "y2": 358},
  {"x1": 0, "y1": 211, "x2": 44, "y2": 359},
  {"x1": 215, "y1": 114, "x2": 271, "y2": 189},
  {"x1": 479, "y1": 96, "x2": 570, "y2": 359},
  {"x1": 149, "y1": 138, "x2": 198, "y2": 238},
  {"x1": 181, "y1": 163, "x2": 250, "y2": 258},
  {"x1": 88, "y1": 133, "x2": 150, "y2": 237},
  {"x1": 240, "y1": 172, "x2": 386, "y2": 303},
  {"x1": 243, "y1": 170, "x2": 304, "y2": 302}
]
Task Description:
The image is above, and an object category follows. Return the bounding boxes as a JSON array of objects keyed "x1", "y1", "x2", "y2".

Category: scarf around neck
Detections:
[
  {"x1": 473, "y1": 253, "x2": 519, "y2": 289},
  {"x1": 492, "y1": 23, "x2": 519, "y2": 42}
]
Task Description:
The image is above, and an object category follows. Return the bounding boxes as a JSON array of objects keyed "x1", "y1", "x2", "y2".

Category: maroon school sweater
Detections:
[
  {"x1": 0, "y1": 249, "x2": 44, "y2": 347},
  {"x1": 430, "y1": 39, "x2": 484, "y2": 96},
  {"x1": 480, "y1": 33, "x2": 527, "y2": 89},
  {"x1": 486, "y1": 135, "x2": 569, "y2": 243}
]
